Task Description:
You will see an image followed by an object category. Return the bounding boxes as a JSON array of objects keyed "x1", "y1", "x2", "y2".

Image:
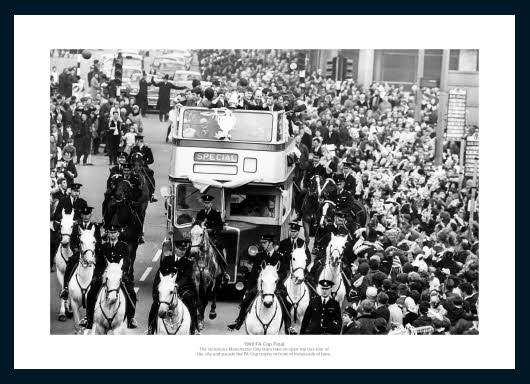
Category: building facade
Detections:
[{"x1": 311, "y1": 49, "x2": 479, "y2": 126}]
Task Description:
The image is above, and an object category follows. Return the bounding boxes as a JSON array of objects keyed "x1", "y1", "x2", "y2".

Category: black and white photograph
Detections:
[
  {"x1": 13, "y1": 14, "x2": 515, "y2": 370},
  {"x1": 48, "y1": 48, "x2": 480, "y2": 336}
]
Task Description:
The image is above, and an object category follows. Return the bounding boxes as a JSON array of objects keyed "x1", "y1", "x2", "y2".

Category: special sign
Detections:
[{"x1": 194, "y1": 152, "x2": 239, "y2": 163}]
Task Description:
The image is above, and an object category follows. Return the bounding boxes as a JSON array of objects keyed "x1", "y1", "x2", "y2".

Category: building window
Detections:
[
  {"x1": 449, "y1": 49, "x2": 479, "y2": 72},
  {"x1": 375, "y1": 50, "x2": 418, "y2": 85}
]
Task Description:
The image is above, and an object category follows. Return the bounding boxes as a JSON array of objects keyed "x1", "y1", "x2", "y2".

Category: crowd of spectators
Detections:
[
  {"x1": 49, "y1": 60, "x2": 146, "y2": 207},
  {"x1": 194, "y1": 49, "x2": 480, "y2": 335}
]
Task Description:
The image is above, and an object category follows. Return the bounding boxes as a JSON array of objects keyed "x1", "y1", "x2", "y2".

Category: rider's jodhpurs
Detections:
[{"x1": 63, "y1": 253, "x2": 80, "y2": 289}]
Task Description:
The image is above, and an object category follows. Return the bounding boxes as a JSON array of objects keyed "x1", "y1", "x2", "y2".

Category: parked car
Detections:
[{"x1": 173, "y1": 70, "x2": 211, "y2": 89}]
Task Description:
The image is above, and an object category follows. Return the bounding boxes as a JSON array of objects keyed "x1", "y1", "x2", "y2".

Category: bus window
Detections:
[
  {"x1": 228, "y1": 192, "x2": 277, "y2": 218},
  {"x1": 174, "y1": 184, "x2": 221, "y2": 227}
]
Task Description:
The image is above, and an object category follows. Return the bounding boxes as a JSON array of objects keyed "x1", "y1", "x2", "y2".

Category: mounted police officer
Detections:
[
  {"x1": 195, "y1": 195, "x2": 230, "y2": 284},
  {"x1": 147, "y1": 239, "x2": 200, "y2": 335},
  {"x1": 106, "y1": 151, "x2": 129, "y2": 189},
  {"x1": 80, "y1": 224, "x2": 138, "y2": 330},
  {"x1": 51, "y1": 183, "x2": 88, "y2": 260},
  {"x1": 60, "y1": 206, "x2": 103, "y2": 300},
  {"x1": 53, "y1": 183, "x2": 88, "y2": 222},
  {"x1": 308, "y1": 211, "x2": 354, "y2": 287},
  {"x1": 342, "y1": 162, "x2": 358, "y2": 194},
  {"x1": 277, "y1": 222, "x2": 311, "y2": 268},
  {"x1": 300, "y1": 279, "x2": 342, "y2": 335},
  {"x1": 333, "y1": 174, "x2": 358, "y2": 233},
  {"x1": 227, "y1": 234, "x2": 297, "y2": 334},
  {"x1": 130, "y1": 135, "x2": 157, "y2": 203}
]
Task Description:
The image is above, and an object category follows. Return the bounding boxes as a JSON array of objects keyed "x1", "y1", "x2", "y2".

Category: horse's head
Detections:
[
  {"x1": 79, "y1": 227, "x2": 96, "y2": 266},
  {"x1": 60, "y1": 209, "x2": 75, "y2": 245},
  {"x1": 104, "y1": 260, "x2": 123, "y2": 303},
  {"x1": 115, "y1": 180, "x2": 132, "y2": 202},
  {"x1": 327, "y1": 233, "x2": 348, "y2": 267},
  {"x1": 259, "y1": 263, "x2": 280, "y2": 308},
  {"x1": 290, "y1": 248, "x2": 307, "y2": 284},
  {"x1": 158, "y1": 272, "x2": 178, "y2": 318},
  {"x1": 189, "y1": 221, "x2": 209, "y2": 256}
]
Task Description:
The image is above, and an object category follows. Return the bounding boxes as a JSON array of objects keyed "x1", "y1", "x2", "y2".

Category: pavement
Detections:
[{"x1": 50, "y1": 113, "x2": 243, "y2": 335}]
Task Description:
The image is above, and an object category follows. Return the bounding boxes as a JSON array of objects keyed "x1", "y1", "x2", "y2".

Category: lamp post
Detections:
[{"x1": 435, "y1": 49, "x2": 451, "y2": 166}]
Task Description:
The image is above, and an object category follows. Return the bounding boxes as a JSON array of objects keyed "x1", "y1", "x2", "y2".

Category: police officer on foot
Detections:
[
  {"x1": 80, "y1": 224, "x2": 138, "y2": 329},
  {"x1": 60, "y1": 206, "x2": 102, "y2": 300},
  {"x1": 147, "y1": 239, "x2": 200, "y2": 335},
  {"x1": 196, "y1": 195, "x2": 230, "y2": 284},
  {"x1": 300, "y1": 279, "x2": 342, "y2": 334}
]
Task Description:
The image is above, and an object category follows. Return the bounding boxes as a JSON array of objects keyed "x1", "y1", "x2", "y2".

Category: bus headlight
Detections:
[
  {"x1": 235, "y1": 282, "x2": 245, "y2": 291},
  {"x1": 247, "y1": 245, "x2": 258, "y2": 257}
]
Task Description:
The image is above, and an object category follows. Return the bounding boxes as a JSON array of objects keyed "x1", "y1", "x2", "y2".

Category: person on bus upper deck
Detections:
[
  {"x1": 199, "y1": 88, "x2": 215, "y2": 108},
  {"x1": 195, "y1": 195, "x2": 230, "y2": 283}
]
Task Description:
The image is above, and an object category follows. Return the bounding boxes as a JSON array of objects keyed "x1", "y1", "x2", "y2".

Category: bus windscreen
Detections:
[{"x1": 182, "y1": 109, "x2": 273, "y2": 142}]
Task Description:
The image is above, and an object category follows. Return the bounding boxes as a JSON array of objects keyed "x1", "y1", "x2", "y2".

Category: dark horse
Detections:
[
  {"x1": 300, "y1": 174, "x2": 324, "y2": 240},
  {"x1": 301, "y1": 175, "x2": 338, "y2": 240},
  {"x1": 102, "y1": 179, "x2": 144, "y2": 282},
  {"x1": 189, "y1": 221, "x2": 221, "y2": 331}
]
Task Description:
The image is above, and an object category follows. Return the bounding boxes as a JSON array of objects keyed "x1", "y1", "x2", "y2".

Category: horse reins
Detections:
[
  {"x1": 98, "y1": 278, "x2": 124, "y2": 330},
  {"x1": 325, "y1": 247, "x2": 344, "y2": 300},
  {"x1": 159, "y1": 286, "x2": 184, "y2": 335},
  {"x1": 254, "y1": 289, "x2": 280, "y2": 335},
  {"x1": 75, "y1": 249, "x2": 95, "y2": 308},
  {"x1": 286, "y1": 261, "x2": 307, "y2": 324}
]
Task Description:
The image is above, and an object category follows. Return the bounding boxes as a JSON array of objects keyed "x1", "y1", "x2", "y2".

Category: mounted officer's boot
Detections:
[
  {"x1": 60, "y1": 255, "x2": 78, "y2": 300},
  {"x1": 182, "y1": 293, "x2": 200, "y2": 335},
  {"x1": 214, "y1": 241, "x2": 230, "y2": 284},
  {"x1": 227, "y1": 293, "x2": 253, "y2": 331},
  {"x1": 125, "y1": 285, "x2": 138, "y2": 329},
  {"x1": 277, "y1": 291, "x2": 297, "y2": 335},
  {"x1": 81, "y1": 280, "x2": 100, "y2": 329},
  {"x1": 147, "y1": 301, "x2": 158, "y2": 335}
]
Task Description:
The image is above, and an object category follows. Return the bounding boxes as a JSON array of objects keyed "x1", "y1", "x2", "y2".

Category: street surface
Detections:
[{"x1": 50, "y1": 113, "x2": 243, "y2": 335}]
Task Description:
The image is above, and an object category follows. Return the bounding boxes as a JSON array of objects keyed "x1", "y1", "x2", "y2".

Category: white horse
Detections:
[
  {"x1": 55, "y1": 210, "x2": 75, "y2": 321},
  {"x1": 68, "y1": 227, "x2": 96, "y2": 334},
  {"x1": 283, "y1": 248, "x2": 310, "y2": 334},
  {"x1": 245, "y1": 263, "x2": 284, "y2": 335},
  {"x1": 318, "y1": 234, "x2": 347, "y2": 308},
  {"x1": 155, "y1": 273, "x2": 191, "y2": 335},
  {"x1": 91, "y1": 261, "x2": 127, "y2": 335}
]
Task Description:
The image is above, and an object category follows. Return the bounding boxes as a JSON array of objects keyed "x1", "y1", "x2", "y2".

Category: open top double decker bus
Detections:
[{"x1": 160, "y1": 106, "x2": 298, "y2": 291}]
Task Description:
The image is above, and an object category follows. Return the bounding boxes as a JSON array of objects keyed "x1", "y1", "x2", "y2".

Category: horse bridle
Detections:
[
  {"x1": 159, "y1": 284, "x2": 179, "y2": 309},
  {"x1": 159, "y1": 285, "x2": 185, "y2": 335},
  {"x1": 75, "y1": 249, "x2": 95, "y2": 308},
  {"x1": 254, "y1": 287, "x2": 280, "y2": 335},
  {"x1": 287, "y1": 260, "x2": 308, "y2": 324},
  {"x1": 325, "y1": 246, "x2": 344, "y2": 299},
  {"x1": 80, "y1": 248, "x2": 95, "y2": 268},
  {"x1": 98, "y1": 277, "x2": 123, "y2": 330},
  {"x1": 259, "y1": 279, "x2": 277, "y2": 302}
]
